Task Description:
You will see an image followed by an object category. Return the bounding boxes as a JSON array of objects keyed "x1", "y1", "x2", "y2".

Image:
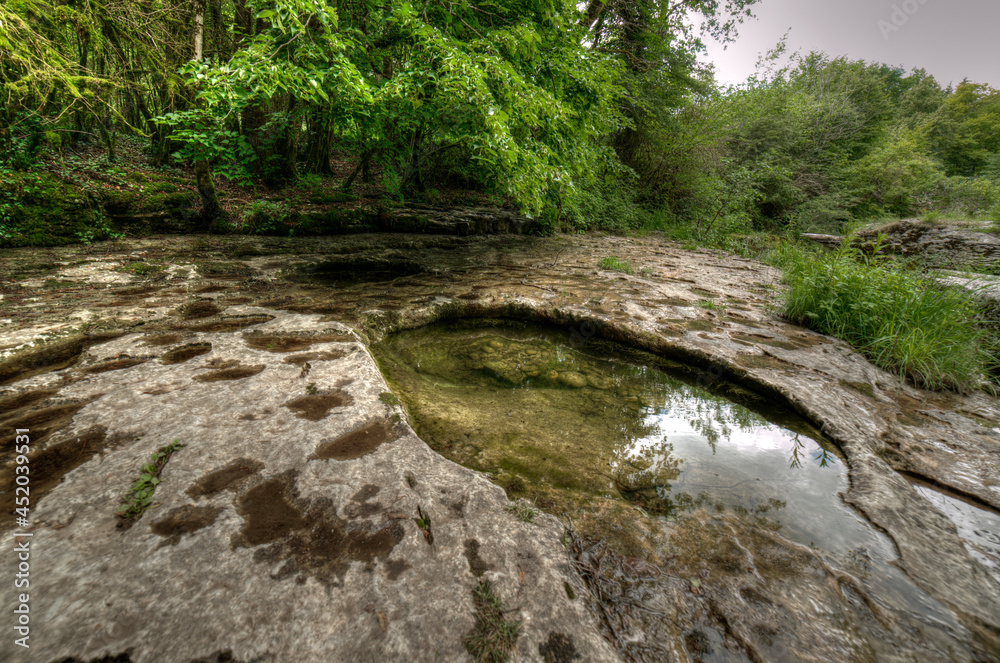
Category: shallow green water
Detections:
[
  {"x1": 375, "y1": 319, "x2": 850, "y2": 542},
  {"x1": 374, "y1": 319, "x2": 975, "y2": 659}
]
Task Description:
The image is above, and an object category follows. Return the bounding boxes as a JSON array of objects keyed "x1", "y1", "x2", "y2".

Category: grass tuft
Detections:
[
  {"x1": 463, "y1": 580, "x2": 522, "y2": 663},
  {"x1": 598, "y1": 256, "x2": 633, "y2": 274},
  {"x1": 697, "y1": 299, "x2": 727, "y2": 313},
  {"x1": 504, "y1": 499, "x2": 539, "y2": 523},
  {"x1": 775, "y1": 238, "x2": 997, "y2": 392}
]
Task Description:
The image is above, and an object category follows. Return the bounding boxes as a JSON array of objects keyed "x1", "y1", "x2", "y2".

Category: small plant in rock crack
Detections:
[
  {"x1": 116, "y1": 440, "x2": 184, "y2": 526},
  {"x1": 414, "y1": 506, "x2": 433, "y2": 544},
  {"x1": 697, "y1": 299, "x2": 727, "y2": 313},
  {"x1": 464, "y1": 580, "x2": 522, "y2": 663},
  {"x1": 504, "y1": 499, "x2": 539, "y2": 524},
  {"x1": 597, "y1": 256, "x2": 633, "y2": 274}
]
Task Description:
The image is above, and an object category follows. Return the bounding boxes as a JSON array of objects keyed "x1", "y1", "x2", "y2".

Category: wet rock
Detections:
[{"x1": 558, "y1": 371, "x2": 588, "y2": 388}]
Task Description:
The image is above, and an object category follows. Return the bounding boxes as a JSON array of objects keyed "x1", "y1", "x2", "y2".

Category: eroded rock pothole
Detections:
[{"x1": 374, "y1": 318, "x2": 993, "y2": 661}]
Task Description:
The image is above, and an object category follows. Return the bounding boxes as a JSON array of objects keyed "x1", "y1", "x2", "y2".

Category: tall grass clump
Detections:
[{"x1": 776, "y1": 238, "x2": 997, "y2": 392}]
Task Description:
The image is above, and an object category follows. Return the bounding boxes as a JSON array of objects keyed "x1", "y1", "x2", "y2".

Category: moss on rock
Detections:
[{"x1": 0, "y1": 172, "x2": 116, "y2": 248}]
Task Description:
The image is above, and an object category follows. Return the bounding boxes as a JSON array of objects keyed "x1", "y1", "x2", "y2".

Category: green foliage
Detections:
[
  {"x1": 849, "y1": 127, "x2": 942, "y2": 217},
  {"x1": 156, "y1": 0, "x2": 371, "y2": 181},
  {"x1": 374, "y1": 0, "x2": 628, "y2": 213},
  {"x1": 777, "y1": 240, "x2": 996, "y2": 392},
  {"x1": 297, "y1": 173, "x2": 324, "y2": 189},
  {"x1": 642, "y1": 54, "x2": 1000, "y2": 234},
  {"x1": 598, "y1": 256, "x2": 633, "y2": 274},
  {"x1": 117, "y1": 440, "x2": 184, "y2": 523},
  {"x1": 931, "y1": 176, "x2": 1000, "y2": 218},
  {"x1": 926, "y1": 81, "x2": 1000, "y2": 177},
  {"x1": 0, "y1": 171, "x2": 120, "y2": 247},
  {"x1": 75, "y1": 216, "x2": 124, "y2": 245},
  {"x1": 7, "y1": 0, "x2": 999, "y2": 245},
  {"x1": 464, "y1": 580, "x2": 522, "y2": 663},
  {"x1": 571, "y1": 179, "x2": 646, "y2": 232},
  {"x1": 240, "y1": 199, "x2": 291, "y2": 235},
  {"x1": 1, "y1": 111, "x2": 45, "y2": 170}
]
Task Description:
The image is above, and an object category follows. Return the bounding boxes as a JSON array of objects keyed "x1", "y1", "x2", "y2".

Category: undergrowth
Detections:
[{"x1": 773, "y1": 237, "x2": 997, "y2": 392}]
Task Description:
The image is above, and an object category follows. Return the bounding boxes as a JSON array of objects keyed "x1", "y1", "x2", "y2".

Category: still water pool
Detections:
[{"x1": 374, "y1": 319, "x2": 983, "y2": 661}]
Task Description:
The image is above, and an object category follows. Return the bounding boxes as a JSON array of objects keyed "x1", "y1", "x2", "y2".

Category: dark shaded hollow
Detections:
[
  {"x1": 243, "y1": 332, "x2": 352, "y2": 353},
  {"x1": 85, "y1": 357, "x2": 148, "y2": 373},
  {"x1": 0, "y1": 332, "x2": 124, "y2": 385},
  {"x1": 0, "y1": 426, "x2": 138, "y2": 530},
  {"x1": 180, "y1": 300, "x2": 223, "y2": 319},
  {"x1": 161, "y1": 343, "x2": 212, "y2": 365},
  {"x1": 181, "y1": 315, "x2": 275, "y2": 333},
  {"x1": 193, "y1": 365, "x2": 266, "y2": 382},
  {"x1": 283, "y1": 350, "x2": 346, "y2": 365},
  {"x1": 186, "y1": 458, "x2": 265, "y2": 497},
  {"x1": 285, "y1": 390, "x2": 353, "y2": 421},
  {"x1": 314, "y1": 420, "x2": 398, "y2": 460},
  {"x1": 143, "y1": 333, "x2": 188, "y2": 347},
  {"x1": 237, "y1": 476, "x2": 308, "y2": 547},
  {"x1": 151, "y1": 505, "x2": 222, "y2": 541}
]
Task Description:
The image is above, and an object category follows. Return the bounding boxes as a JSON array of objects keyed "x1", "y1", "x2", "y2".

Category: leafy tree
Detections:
[
  {"x1": 926, "y1": 81, "x2": 1000, "y2": 177},
  {"x1": 159, "y1": 0, "x2": 371, "y2": 181}
]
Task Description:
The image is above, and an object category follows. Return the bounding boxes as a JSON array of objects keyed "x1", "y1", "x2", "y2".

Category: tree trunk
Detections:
[
  {"x1": 343, "y1": 149, "x2": 375, "y2": 189},
  {"x1": 277, "y1": 97, "x2": 300, "y2": 180},
  {"x1": 234, "y1": 0, "x2": 252, "y2": 45},
  {"x1": 192, "y1": 0, "x2": 206, "y2": 61},
  {"x1": 400, "y1": 128, "x2": 425, "y2": 192},
  {"x1": 582, "y1": 0, "x2": 608, "y2": 31},
  {"x1": 208, "y1": 0, "x2": 225, "y2": 59},
  {"x1": 305, "y1": 115, "x2": 334, "y2": 174},
  {"x1": 190, "y1": 0, "x2": 221, "y2": 224},
  {"x1": 194, "y1": 159, "x2": 222, "y2": 223}
]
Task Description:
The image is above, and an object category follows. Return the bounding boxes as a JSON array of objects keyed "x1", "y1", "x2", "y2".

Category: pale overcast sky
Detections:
[{"x1": 702, "y1": 0, "x2": 999, "y2": 88}]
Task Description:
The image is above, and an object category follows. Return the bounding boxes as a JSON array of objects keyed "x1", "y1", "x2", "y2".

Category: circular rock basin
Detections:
[{"x1": 375, "y1": 319, "x2": 988, "y2": 662}]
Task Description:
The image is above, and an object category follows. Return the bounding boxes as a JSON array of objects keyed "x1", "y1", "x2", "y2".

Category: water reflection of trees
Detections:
[
  {"x1": 647, "y1": 385, "x2": 769, "y2": 454},
  {"x1": 610, "y1": 439, "x2": 682, "y2": 510},
  {"x1": 789, "y1": 434, "x2": 837, "y2": 469}
]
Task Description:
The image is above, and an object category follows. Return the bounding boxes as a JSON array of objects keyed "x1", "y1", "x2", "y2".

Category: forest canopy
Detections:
[{"x1": 2, "y1": 0, "x2": 999, "y2": 233}]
